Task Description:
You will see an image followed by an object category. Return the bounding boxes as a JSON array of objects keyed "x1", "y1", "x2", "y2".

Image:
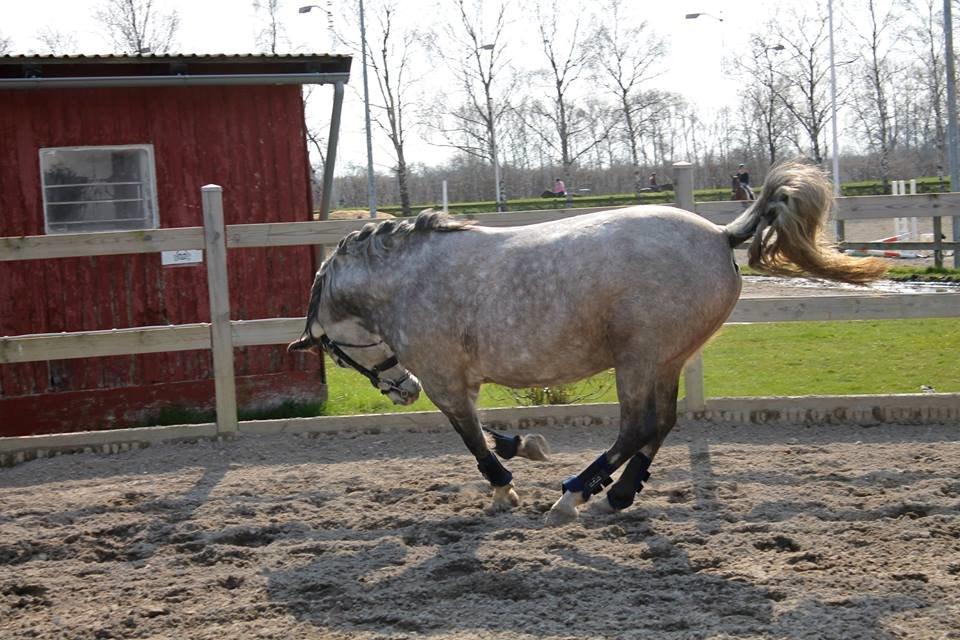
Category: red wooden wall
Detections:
[{"x1": 0, "y1": 84, "x2": 322, "y2": 434}]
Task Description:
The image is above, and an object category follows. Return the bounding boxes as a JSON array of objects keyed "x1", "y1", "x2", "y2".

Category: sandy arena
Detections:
[{"x1": 2, "y1": 419, "x2": 958, "y2": 639}]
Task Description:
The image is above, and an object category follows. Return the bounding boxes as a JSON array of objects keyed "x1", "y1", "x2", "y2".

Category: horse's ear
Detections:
[{"x1": 287, "y1": 335, "x2": 320, "y2": 354}]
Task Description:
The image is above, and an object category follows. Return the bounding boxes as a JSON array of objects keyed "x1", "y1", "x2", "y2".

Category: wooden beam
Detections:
[
  {"x1": 0, "y1": 227, "x2": 204, "y2": 261},
  {"x1": 0, "y1": 318, "x2": 304, "y2": 364},
  {"x1": 5, "y1": 192, "x2": 959, "y2": 262},
  {"x1": 0, "y1": 422, "x2": 217, "y2": 455},
  {"x1": 840, "y1": 241, "x2": 960, "y2": 251},
  {"x1": 694, "y1": 200, "x2": 751, "y2": 225},
  {"x1": 0, "y1": 324, "x2": 210, "y2": 363},
  {"x1": 728, "y1": 293, "x2": 960, "y2": 323},
  {"x1": 835, "y1": 193, "x2": 960, "y2": 220},
  {"x1": 231, "y1": 317, "x2": 304, "y2": 347},
  {"x1": 3, "y1": 294, "x2": 957, "y2": 365},
  {"x1": 227, "y1": 220, "x2": 373, "y2": 248}
]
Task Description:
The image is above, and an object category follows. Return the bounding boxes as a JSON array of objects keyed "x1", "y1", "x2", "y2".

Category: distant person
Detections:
[
  {"x1": 553, "y1": 177, "x2": 566, "y2": 196},
  {"x1": 648, "y1": 172, "x2": 659, "y2": 191},
  {"x1": 735, "y1": 164, "x2": 755, "y2": 199}
]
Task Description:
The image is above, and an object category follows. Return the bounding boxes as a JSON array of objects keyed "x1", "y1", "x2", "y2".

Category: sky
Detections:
[{"x1": 0, "y1": 0, "x2": 797, "y2": 174}]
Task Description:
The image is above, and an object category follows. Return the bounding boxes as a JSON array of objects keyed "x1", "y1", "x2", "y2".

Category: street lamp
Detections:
[
  {"x1": 944, "y1": 0, "x2": 960, "y2": 267},
  {"x1": 300, "y1": 3, "x2": 377, "y2": 219},
  {"x1": 475, "y1": 43, "x2": 503, "y2": 212},
  {"x1": 828, "y1": 0, "x2": 841, "y2": 201}
]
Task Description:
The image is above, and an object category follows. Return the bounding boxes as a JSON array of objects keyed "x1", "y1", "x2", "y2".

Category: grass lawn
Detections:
[{"x1": 316, "y1": 318, "x2": 959, "y2": 416}]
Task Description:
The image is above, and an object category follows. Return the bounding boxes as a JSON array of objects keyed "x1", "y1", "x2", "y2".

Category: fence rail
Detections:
[{"x1": 2, "y1": 164, "x2": 959, "y2": 455}]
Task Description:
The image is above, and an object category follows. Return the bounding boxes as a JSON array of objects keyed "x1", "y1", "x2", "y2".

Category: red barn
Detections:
[{"x1": 0, "y1": 54, "x2": 350, "y2": 436}]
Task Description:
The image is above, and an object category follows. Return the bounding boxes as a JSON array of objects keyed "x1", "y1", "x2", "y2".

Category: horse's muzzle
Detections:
[{"x1": 382, "y1": 374, "x2": 421, "y2": 406}]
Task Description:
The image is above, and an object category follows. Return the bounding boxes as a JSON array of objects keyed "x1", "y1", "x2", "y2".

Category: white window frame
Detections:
[{"x1": 39, "y1": 144, "x2": 160, "y2": 235}]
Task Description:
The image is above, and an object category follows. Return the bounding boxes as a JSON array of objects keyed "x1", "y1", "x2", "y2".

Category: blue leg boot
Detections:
[{"x1": 606, "y1": 452, "x2": 652, "y2": 511}]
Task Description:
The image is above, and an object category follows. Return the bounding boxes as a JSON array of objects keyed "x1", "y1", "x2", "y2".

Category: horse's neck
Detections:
[{"x1": 332, "y1": 239, "x2": 418, "y2": 312}]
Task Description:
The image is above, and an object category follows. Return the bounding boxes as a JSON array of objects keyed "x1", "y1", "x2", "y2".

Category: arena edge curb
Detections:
[{"x1": 2, "y1": 393, "x2": 958, "y2": 467}]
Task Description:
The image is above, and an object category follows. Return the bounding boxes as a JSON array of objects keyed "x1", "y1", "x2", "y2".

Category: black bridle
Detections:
[{"x1": 318, "y1": 334, "x2": 412, "y2": 397}]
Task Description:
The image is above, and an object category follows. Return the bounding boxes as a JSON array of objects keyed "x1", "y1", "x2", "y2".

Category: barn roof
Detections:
[{"x1": 0, "y1": 53, "x2": 351, "y2": 89}]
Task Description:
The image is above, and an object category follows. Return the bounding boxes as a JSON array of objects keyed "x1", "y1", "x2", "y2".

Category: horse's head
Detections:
[{"x1": 288, "y1": 270, "x2": 422, "y2": 406}]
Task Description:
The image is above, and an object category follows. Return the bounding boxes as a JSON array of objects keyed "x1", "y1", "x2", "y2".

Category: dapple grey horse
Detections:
[{"x1": 289, "y1": 161, "x2": 885, "y2": 525}]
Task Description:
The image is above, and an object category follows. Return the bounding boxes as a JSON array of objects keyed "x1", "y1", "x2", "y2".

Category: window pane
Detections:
[{"x1": 40, "y1": 146, "x2": 157, "y2": 234}]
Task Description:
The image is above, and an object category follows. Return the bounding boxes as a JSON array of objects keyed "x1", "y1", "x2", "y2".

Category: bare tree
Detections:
[
  {"x1": 529, "y1": 0, "x2": 614, "y2": 205},
  {"x1": 770, "y1": 3, "x2": 835, "y2": 164},
  {"x1": 737, "y1": 34, "x2": 793, "y2": 166},
  {"x1": 95, "y1": 0, "x2": 180, "y2": 54},
  {"x1": 848, "y1": 0, "x2": 903, "y2": 189},
  {"x1": 367, "y1": 3, "x2": 420, "y2": 216},
  {"x1": 328, "y1": 1, "x2": 422, "y2": 216},
  {"x1": 35, "y1": 28, "x2": 80, "y2": 55},
  {"x1": 302, "y1": 86, "x2": 329, "y2": 210},
  {"x1": 0, "y1": 32, "x2": 12, "y2": 54},
  {"x1": 428, "y1": 0, "x2": 513, "y2": 210},
  {"x1": 253, "y1": 0, "x2": 287, "y2": 54},
  {"x1": 903, "y1": 0, "x2": 947, "y2": 170},
  {"x1": 590, "y1": 0, "x2": 666, "y2": 199}
]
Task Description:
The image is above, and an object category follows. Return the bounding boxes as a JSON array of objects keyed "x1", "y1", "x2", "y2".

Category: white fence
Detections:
[{"x1": 1, "y1": 163, "x2": 958, "y2": 463}]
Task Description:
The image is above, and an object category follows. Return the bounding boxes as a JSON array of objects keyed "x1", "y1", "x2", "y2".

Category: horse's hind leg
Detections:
[
  {"x1": 482, "y1": 426, "x2": 550, "y2": 461},
  {"x1": 590, "y1": 373, "x2": 680, "y2": 514},
  {"x1": 545, "y1": 362, "x2": 658, "y2": 525}
]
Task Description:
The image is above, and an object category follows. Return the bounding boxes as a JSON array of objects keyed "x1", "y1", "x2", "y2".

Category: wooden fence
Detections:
[{"x1": 1, "y1": 163, "x2": 959, "y2": 459}]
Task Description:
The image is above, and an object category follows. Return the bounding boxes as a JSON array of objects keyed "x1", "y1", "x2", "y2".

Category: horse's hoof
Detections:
[
  {"x1": 544, "y1": 497, "x2": 579, "y2": 526},
  {"x1": 490, "y1": 484, "x2": 520, "y2": 512},
  {"x1": 519, "y1": 434, "x2": 550, "y2": 461},
  {"x1": 584, "y1": 495, "x2": 617, "y2": 516}
]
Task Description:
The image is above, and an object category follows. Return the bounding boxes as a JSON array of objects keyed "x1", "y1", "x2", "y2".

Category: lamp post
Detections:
[
  {"x1": 945, "y1": 0, "x2": 960, "y2": 267},
  {"x1": 828, "y1": 0, "x2": 841, "y2": 199},
  {"x1": 300, "y1": 2, "x2": 377, "y2": 219}
]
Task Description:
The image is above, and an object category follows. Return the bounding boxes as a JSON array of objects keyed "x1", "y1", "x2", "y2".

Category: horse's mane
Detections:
[
  {"x1": 334, "y1": 210, "x2": 473, "y2": 258},
  {"x1": 297, "y1": 212, "x2": 471, "y2": 336}
]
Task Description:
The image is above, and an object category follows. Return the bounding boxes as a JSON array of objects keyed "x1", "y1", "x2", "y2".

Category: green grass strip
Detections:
[{"x1": 318, "y1": 318, "x2": 959, "y2": 415}]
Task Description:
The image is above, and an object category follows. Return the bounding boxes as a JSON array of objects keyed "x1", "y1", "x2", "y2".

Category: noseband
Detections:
[{"x1": 318, "y1": 334, "x2": 413, "y2": 397}]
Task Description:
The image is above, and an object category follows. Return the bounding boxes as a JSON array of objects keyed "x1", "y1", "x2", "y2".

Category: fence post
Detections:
[
  {"x1": 674, "y1": 161, "x2": 694, "y2": 212},
  {"x1": 684, "y1": 354, "x2": 707, "y2": 412},
  {"x1": 202, "y1": 185, "x2": 238, "y2": 435},
  {"x1": 933, "y1": 215, "x2": 943, "y2": 268},
  {"x1": 673, "y1": 161, "x2": 707, "y2": 411}
]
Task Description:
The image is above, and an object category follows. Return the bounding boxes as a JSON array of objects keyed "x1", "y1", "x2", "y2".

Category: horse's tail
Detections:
[{"x1": 723, "y1": 160, "x2": 887, "y2": 285}]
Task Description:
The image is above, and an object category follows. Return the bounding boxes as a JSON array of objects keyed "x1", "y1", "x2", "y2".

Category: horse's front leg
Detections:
[
  {"x1": 428, "y1": 383, "x2": 520, "y2": 512},
  {"x1": 453, "y1": 413, "x2": 520, "y2": 511}
]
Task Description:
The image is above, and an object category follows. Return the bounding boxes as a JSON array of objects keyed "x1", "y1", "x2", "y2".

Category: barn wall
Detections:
[{"x1": 0, "y1": 85, "x2": 322, "y2": 432}]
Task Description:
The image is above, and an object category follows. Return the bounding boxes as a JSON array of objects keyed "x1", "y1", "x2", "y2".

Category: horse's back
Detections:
[{"x1": 483, "y1": 206, "x2": 732, "y2": 278}]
